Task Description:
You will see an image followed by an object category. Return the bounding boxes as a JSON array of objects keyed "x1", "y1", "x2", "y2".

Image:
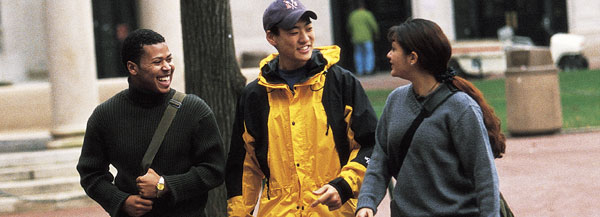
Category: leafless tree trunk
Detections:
[{"x1": 181, "y1": 1, "x2": 246, "y2": 216}]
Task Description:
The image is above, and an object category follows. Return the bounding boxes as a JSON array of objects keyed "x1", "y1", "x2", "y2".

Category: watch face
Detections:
[{"x1": 157, "y1": 176, "x2": 165, "y2": 191}]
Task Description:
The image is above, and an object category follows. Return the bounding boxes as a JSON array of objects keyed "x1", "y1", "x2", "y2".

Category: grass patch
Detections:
[
  {"x1": 365, "y1": 89, "x2": 393, "y2": 117},
  {"x1": 366, "y1": 69, "x2": 600, "y2": 132},
  {"x1": 557, "y1": 69, "x2": 600, "y2": 129}
]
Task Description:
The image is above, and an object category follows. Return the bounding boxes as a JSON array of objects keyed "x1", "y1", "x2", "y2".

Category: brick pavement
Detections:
[
  {"x1": 495, "y1": 130, "x2": 600, "y2": 217},
  {"x1": 3, "y1": 206, "x2": 107, "y2": 217}
]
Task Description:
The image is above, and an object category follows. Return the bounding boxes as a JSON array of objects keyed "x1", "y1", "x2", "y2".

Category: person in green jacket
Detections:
[{"x1": 347, "y1": 1, "x2": 379, "y2": 76}]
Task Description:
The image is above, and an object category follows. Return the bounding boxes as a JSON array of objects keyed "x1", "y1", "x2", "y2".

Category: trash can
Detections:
[{"x1": 505, "y1": 47, "x2": 562, "y2": 136}]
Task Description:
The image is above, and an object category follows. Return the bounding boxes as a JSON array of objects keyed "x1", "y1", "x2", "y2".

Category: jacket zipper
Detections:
[{"x1": 265, "y1": 177, "x2": 271, "y2": 200}]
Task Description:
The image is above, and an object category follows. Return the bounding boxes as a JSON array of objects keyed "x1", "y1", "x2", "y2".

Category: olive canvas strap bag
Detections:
[{"x1": 140, "y1": 91, "x2": 186, "y2": 174}]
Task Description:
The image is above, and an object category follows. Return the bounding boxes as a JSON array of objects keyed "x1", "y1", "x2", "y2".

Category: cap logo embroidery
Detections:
[{"x1": 283, "y1": 0, "x2": 298, "y2": 10}]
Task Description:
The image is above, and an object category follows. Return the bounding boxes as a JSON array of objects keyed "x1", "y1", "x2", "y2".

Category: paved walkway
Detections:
[
  {"x1": 4, "y1": 206, "x2": 107, "y2": 217},
  {"x1": 355, "y1": 72, "x2": 410, "y2": 90},
  {"x1": 495, "y1": 130, "x2": 600, "y2": 217}
]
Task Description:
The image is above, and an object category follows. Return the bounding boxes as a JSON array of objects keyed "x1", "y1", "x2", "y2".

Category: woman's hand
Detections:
[{"x1": 355, "y1": 207, "x2": 374, "y2": 217}]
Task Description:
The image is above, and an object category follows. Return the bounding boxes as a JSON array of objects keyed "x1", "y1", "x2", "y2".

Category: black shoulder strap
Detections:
[
  {"x1": 140, "y1": 91, "x2": 186, "y2": 174},
  {"x1": 422, "y1": 83, "x2": 459, "y2": 117},
  {"x1": 389, "y1": 83, "x2": 458, "y2": 178}
]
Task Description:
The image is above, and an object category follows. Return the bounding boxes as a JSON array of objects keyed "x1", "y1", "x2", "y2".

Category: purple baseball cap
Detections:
[{"x1": 263, "y1": 0, "x2": 317, "y2": 31}]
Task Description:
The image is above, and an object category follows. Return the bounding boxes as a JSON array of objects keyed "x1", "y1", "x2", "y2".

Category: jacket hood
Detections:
[{"x1": 257, "y1": 45, "x2": 341, "y2": 87}]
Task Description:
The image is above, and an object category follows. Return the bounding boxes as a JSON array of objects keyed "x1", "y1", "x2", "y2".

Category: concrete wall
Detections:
[{"x1": 0, "y1": 78, "x2": 127, "y2": 133}]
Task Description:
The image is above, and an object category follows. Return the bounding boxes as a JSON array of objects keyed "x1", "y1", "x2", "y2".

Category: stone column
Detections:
[
  {"x1": 0, "y1": 0, "x2": 47, "y2": 83},
  {"x1": 137, "y1": 0, "x2": 186, "y2": 92},
  {"x1": 412, "y1": 0, "x2": 455, "y2": 40},
  {"x1": 45, "y1": 0, "x2": 99, "y2": 138}
]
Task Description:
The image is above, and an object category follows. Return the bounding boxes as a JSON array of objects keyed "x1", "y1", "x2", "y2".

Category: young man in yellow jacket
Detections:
[{"x1": 226, "y1": 0, "x2": 377, "y2": 216}]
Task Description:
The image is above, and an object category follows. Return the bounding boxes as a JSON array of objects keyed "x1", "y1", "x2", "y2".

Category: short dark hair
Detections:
[
  {"x1": 268, "y1": 26, "x2": 280, "y2": 36},
  {"x1": 387, "y1": 18, "x2": 451, "y2": 75},
  {"x1": 121, "y1": 29, "x2": 165, "y2": 71}
]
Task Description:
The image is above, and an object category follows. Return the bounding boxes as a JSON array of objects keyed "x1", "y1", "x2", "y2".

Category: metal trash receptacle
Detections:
[{"x1": 505, "y1": 47, "x2": 562, "y2": 136}]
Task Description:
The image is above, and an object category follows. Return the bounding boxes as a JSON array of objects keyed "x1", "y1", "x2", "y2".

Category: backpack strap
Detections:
[
  {"x1": 422, "y1": 83, "x2": 459, "y2": 117},
  {"x1": 140, "y1": 91, "x2": 186, "y2": 174},
  {"x1": 388, "y1": 83, "x2": 458, "y2": 179}
]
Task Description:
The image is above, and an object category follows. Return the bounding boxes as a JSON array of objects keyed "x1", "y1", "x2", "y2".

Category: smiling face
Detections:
[
  {"x1": 128, "y1": 42, "x2": 174, "y2": 94},
  {"x1": 267, "y1": 19, "x2": 314, "y2": 70}
]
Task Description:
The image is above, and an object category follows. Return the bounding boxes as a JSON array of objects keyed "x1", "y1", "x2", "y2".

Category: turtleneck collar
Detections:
[{"x1": 126, "y1": 77, "x2": 174, "y2": 107}]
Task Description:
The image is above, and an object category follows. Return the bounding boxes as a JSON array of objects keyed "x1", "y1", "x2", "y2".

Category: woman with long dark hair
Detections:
[{"x1": 355, "y1": 18, "x2": 505, "y2": 217}]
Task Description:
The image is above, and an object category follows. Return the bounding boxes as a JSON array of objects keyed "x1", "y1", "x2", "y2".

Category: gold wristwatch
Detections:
[{"x1": 156, "y1": 176, "x2": 165, "y2": 198}]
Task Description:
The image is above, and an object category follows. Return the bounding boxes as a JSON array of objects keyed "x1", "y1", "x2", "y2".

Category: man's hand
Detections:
[
  {"x1": 136, "y1": 168, "x2": 161, "y2": 199},
  {"x1": 310, "y1": 184, "x2": 342, "y2": 211},
  {"x1": 355, "y1": 207, "x2": 374, "y2": 217},
  {"x1": 122, "y1": 195, "x2": 153, "y2": 217}
]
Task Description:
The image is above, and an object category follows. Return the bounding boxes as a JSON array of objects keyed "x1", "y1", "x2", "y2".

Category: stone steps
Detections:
[
  {"x1": 0, "y1": 147, "x2": 80, "y2": 168},
  {"x1": 0, "y1": 147, "x2": 98, "y2": 214},
  {"x1": 0, "y1": 162, "x2": 78, "y2": 182},
  {"x1": 0, "y1": 176, "x2": 81, "y2": 195}
]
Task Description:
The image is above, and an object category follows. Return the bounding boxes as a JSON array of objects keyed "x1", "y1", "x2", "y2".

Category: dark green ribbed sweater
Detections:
[{"x1": 77, "y1": 85, "x2": 225, "y2": 217}]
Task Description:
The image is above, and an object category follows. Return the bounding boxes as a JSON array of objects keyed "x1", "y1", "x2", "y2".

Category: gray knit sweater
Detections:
[
  {"x1": 77, "y1": 85, "x2": 225, "y2": 217},
  {"x1": 356, "y1": 84, "x2": 499, "y2": 217}
]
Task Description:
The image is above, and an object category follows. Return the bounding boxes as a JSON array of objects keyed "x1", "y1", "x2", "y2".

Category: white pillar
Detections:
[
  {"x1": 0, "y1": 0, "x2": 47, "y2": 83},
  {"x1": 412, "y1": 0, "x2": 456, "y2": 41},
  {"x1": 45, "y1": 0, "x2": 99, "y2": 137},
  {"x1": 137, "y1": 0, "x2": 186, "y2": 92}
]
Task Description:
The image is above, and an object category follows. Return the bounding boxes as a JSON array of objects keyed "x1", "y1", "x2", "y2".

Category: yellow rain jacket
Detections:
[{"x1": 226, "y1": 46, "x2": 377, "y2": 217}]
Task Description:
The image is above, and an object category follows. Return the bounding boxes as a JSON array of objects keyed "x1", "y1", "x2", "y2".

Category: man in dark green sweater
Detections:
[{"x1": 77, "y1": 29, "x2": 225, "y2": 217}]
